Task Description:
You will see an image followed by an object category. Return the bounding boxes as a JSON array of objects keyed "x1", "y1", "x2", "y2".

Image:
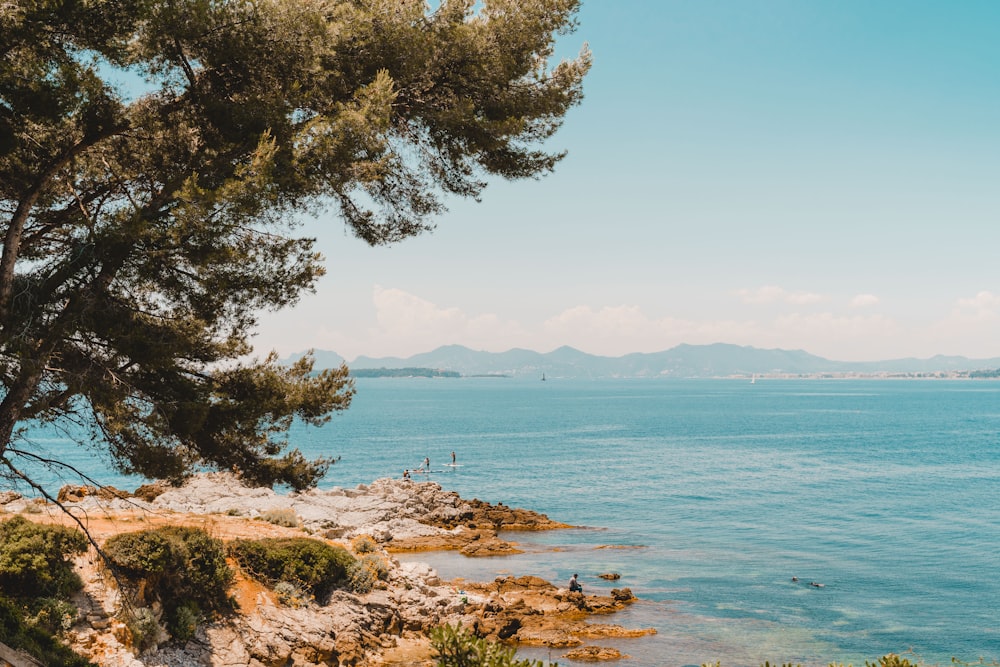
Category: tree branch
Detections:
[{"x1": 0, "y1": 126, "x2": 126, "y2": 324}]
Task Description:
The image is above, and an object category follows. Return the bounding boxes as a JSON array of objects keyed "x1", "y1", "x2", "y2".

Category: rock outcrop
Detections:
[{"x1": 0, "y1": 473, "x2": 654, "y2": 665}]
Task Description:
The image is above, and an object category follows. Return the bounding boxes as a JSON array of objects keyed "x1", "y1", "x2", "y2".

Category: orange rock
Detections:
[{"x1": 562, "y1": 645, "x2": 628, "y2": 661}]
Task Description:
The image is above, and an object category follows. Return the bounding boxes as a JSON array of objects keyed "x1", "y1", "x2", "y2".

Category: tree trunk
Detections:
[{"x1": 0, "y1": 640, "x2": 45, "y2": 667}]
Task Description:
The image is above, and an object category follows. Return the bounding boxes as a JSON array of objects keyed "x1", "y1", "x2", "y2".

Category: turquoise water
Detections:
[{"x1": 15, "y1": 378, "x2": 1000, "y2": 666}]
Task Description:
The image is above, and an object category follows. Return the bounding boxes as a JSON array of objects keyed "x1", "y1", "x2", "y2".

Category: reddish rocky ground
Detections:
[{"x1": 1, "y1": 475, "x2": 655, "y2": 665}]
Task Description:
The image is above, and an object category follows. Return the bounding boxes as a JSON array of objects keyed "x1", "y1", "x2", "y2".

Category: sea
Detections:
[{"x1": 14, "y1": 377, "x2": 1000, "y2": 667}]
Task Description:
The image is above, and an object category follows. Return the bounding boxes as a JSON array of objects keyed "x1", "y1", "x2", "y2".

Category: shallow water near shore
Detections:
[{"x1": 18, "y1": 378, "x2": 1000, "y2": 667}]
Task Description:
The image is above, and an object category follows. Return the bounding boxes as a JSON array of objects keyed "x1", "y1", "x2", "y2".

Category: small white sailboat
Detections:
[{"x1": 750, "y1": 374, "x2": 757, "y2": 384}]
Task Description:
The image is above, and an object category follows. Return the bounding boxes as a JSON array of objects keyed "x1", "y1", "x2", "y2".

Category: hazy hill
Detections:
[{"x1": 282, "y1": 344, "x2": 1000, "y2": 379}]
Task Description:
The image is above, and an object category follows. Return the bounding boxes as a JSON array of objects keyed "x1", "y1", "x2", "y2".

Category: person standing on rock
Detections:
[{"x1": 569, "y1": 573, "x2": 583, "y2": 593}]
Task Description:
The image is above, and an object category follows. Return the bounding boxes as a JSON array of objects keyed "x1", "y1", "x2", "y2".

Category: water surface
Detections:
[{"x1": 18, "y1": 378, "x2": 1000, "y2": 666}]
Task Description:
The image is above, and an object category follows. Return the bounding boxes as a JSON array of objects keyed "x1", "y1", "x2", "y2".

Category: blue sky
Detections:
[{"x1": 255, "y1": 1, "x2": 1000, "y2": 362}]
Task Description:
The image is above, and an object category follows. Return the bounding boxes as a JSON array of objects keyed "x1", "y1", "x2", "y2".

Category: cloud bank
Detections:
[{"x1": 253, "y1": 285, "x2": 1000, "y2": 363}]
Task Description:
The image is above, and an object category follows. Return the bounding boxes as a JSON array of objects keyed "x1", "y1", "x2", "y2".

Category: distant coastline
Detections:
[
  {"x1": 345, "y1": 369, "x2": 998, "y2": 381},
  {"x1": 294, "y1": 343, "x2": 1000, "y2": 380},
  {"x1": 349, "y1": 367, "x2": 460, "y2": 378}
]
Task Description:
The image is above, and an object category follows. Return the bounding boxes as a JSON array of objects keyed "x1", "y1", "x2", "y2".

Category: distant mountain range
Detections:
[{"x1": 282, "y1": 343, "x2": 1000, "y2": 379}]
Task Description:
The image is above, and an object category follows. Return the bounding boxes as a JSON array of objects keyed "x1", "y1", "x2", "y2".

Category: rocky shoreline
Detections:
[{"x1": 1, "y1": 473, "x2": 655, "y2": 666}]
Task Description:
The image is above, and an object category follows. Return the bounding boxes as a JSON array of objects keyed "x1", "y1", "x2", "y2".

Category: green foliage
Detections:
[
  {"x1": 227, "y1": 537, "x2": 355, "y2": 602},
  {"x1": 0, "y1": 0, "x2": 589, "y2": 493},
  {"x1": 273, "y1": 581, "x2": 312, "y2": 608},
  {"x1": 431, "y1": 623, "x2": 553, "y2": 667},
  {"x1": 351, "y1": 534, "x2": 378, "y2": 554},
  {"x1": 346, "y1": 553, "x2": 390, "y2": 594},
  {"x1": 0, "y1": 594, "x2": 94, "y2": 667},
  {"x1": 103, "y1": 525, "x2": 232, "y2": 645},
  {"x1": 824, "y1": 656, "x2": 920, "y2": 667},
  {"x1": 865, "y1": 657, "x2": 916, "y2": 667},
  {"x1": 124, "y1": 606, "x2": 163, "y2": 653},
  {"x1": 0, "y1": 517, "x2": 92, "y2": 664},
  {"x1": 26, "y1": 597, "x2": 77, "y2": 634},
  {"x1": 0, "y1": 515, "x2": 88, "y2": 599},
  {"x1": 166, "y1": 600, "x2": 201, "y2": 643}
]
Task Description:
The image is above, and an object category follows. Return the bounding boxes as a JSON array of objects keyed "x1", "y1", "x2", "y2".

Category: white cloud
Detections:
[
  {"x1": 737, "y1": 285, "x2": 824, "y2": 306},
  {"x1": 366, "y1": 286, "x2": 527, "y2": 356},
  {"x1": 736, "y1": 285, "x2": 784, "y2": 304},
  {"x1": 542, "y1": 305, "x2": 770, "y2": 356},
  {"x1": 544, "y1": 305, "x2": 684, "y2": 351},
  {"x1": 372, "y1": 286, "x2": 465, "y2": 336},
  {"x1": 362, "y1": 292, "x2": 908, "y2": 359},
  {"x1": 251, "y1": 285, "x2": 997, "y2": 363},
  {"x1": 955, "y1": 290, "x2": 1000, "y2": 319},
  {"x1": 786, "y1": 291, "x2": 825, "y2": 306},
  {"x1": 849, "y1": 293, "x2": 880, "y2": 308},
  {"x1": 773, "y1": 311, "x2": 898, "y2": 339},
  {"x1": 921, "y1": 291, "x2": 1000, "y2": 358},
  {"x1": 543, "y1": 305, "x2": 651, "y2": 338},
  {"x1": 749, "y1": 312, "x2": 901, "y2": 360}
]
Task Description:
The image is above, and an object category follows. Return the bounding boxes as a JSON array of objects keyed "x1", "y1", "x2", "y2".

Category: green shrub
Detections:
[
  {"x1": 866, "y1": 657, "x2": 916, "y2": 667},
  {"x1": 103, "y1": 525, "x2": 233, "y2": 647},
  {"x1": 347, "y1": 560, "x2": 376, "y2": 594},
  {"x1": 167, "y1": 600, "x2": 201, "y2": 642},
  {"x1": 227, "y1": 537, "x2": 355, "y2": 602},
  {"x1": 27, "y1": 597, "x2": 77, "y2": 634},
  {"x1": 124, "y1": 606, "x2": 163, "y2": 653},
  {"x1": 0, "y1": 515, "x2": 88, "y2": 599},
  {"x1": 103, "y1": 529, "x2": 175, "y2": 574},
  {"x1": 273, "y1": 581, "x2": 312, "y2": 607},
  {"x1": 827, "y1": 656, "x2": 920, "y2": 667},
  {"x1": 431, "y1": 623, "x2": 553, "y2": 667},
  {"x1": 0, "y1": 517, "x2": 92, "y2": 664},
  {"x1": 347, "y1": 553, "x2": 390, "y2": 594},
  {"x1": 351, "y1": 534, "x2": 378, "y2": 554},
  {"x1": 0, "y1": 594, "x2": 94, "y2": 667}
]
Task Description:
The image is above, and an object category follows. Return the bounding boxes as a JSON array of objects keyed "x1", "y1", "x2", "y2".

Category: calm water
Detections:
[{"x1": 16, "y1": 378, "x2": 1000, "y2": 666}]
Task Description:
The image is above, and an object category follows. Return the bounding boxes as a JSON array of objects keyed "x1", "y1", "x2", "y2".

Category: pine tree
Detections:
[{"x1": 0, "y1": 0, "x2": 590, "y2": 490}]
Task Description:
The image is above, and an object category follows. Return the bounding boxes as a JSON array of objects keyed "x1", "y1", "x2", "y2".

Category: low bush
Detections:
[
  {"x1": 351, "y1": 534, "x2": 378, "y2": 554},
  {"x1": 0, "y1": 516, "x2": 93, "y2": 665},
  {"x1": 124, "y1": 606, "x2": 163, "y2": 653},
  {"x1": 430, "y1": 623, "x2": 552, "y2": 667},
  {"x1": 0, "y1": 594, "x2": 93, "y2": 666},
  {"x1": 0, "y1": 515, "x2": 88, "y2": 599},
  {"x1": 27, "y1": 597, "x2": 77, "y2": 634},
  {"x1": 259, "y1": 507, "x2": 299, "y2": 527},
  {"x1": 273, "y1": 581, "x2": 312, "y2": 607},
  {"x1": 347, "y1": 553, "x2": 390, "y2": 594},
  {"x1": 103, "y1": 525, "x2": 233, "y2": 643},
  {"x1": 167, "y1": 600, "x2": 201, "y2": 643},
  {"x1": 227, "y1": 537, "x2": 355, "y2": 603}
]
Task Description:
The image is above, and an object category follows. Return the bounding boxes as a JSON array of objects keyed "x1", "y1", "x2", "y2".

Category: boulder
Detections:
[{"x1": 562, "y1": 645, "x2": 627, "y2": 661}]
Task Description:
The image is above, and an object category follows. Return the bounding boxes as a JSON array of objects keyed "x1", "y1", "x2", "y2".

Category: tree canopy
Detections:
[{"x1": 0, "y1": 0, "x2": 590, "y2": 490}]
